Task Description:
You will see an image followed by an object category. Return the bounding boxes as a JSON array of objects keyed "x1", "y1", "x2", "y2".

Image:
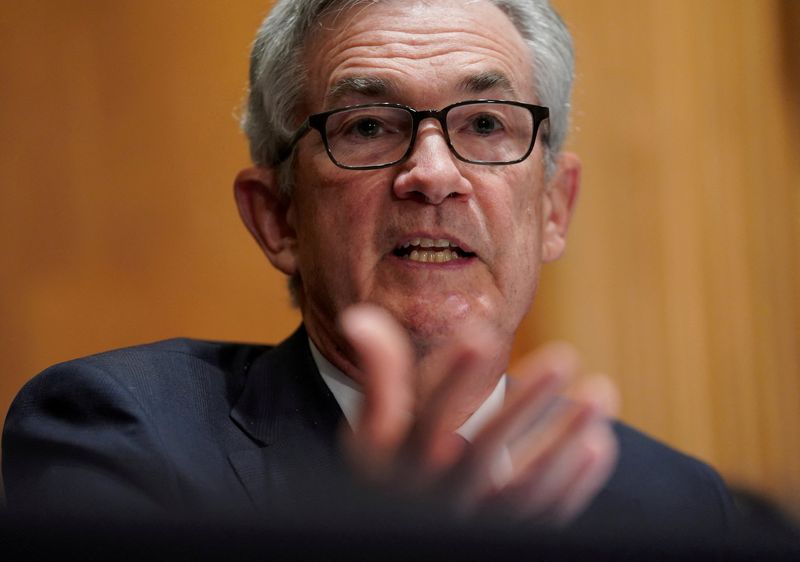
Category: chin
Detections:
[{"x1": 388, "y1": 295, "x2": 499, "y2": 354}]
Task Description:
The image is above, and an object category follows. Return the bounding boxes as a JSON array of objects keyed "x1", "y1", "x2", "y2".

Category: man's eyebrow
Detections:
[
  {"x1": 458, "y1": 71, "x2": 518, "y2": 96},
  {"x1": 326, "y1": 76, "x2": 396, "y2": 105}
]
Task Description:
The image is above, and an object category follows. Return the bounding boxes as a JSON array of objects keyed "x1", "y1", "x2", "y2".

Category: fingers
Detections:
[
  {"x1": 338, "y1": 307, "x2": 506, "y2": 486},
  {"x1": 339, "y1": 304, "x2": 414, "y2": 479},
  {"x1": 548, "y1": 374, "x2": 620, "y2": 524},
  {"x1": 408, "y1": 325, "x2": 504, "y2": 476},
  {"x1": 568, "y1": 371, "x2": 620, "y2": 418},
  {"x1": 445, "y1": 343, "x2": 578, "y2": 508},
  {"x1": 441, "y1": 341, "x2": 620, "y2": 525},
  {"x1": 479, "y1": 342, "x2": 580, "y2": 448},
  {"x1": 492, "y1": 374, "x2": 620, "y2": 524},
  {"x1": 336, "y1": 307, "x2": 620, "y2": 526},
  {"x1": 415, "y1": 327, "x2": 502, "y2": 433},
  {"x1": 551, "y1": 422, "x2": 618, "y2": 525}
]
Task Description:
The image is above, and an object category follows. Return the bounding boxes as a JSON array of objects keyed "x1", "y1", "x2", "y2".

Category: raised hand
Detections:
[{"x1": 339, "y1": 304, "x2": 619, "y2": 526}]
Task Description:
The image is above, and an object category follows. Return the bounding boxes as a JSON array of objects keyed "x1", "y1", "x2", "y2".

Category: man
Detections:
[{"x1": 3, "y1": 0, "x2": 734, "y2": 537}]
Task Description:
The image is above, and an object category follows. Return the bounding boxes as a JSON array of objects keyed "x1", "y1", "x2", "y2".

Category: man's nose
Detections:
[{"x1": 392, "y1": 122, "x2": 473, "y2": 204}]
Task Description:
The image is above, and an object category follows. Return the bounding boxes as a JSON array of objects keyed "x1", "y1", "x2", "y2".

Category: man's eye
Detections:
[
  {"x1": 470, "y1": 114, "x2": 502, "y2": 135},
  {"x1": 351, "y1": 118, "x2": 382, "y2": 138}
]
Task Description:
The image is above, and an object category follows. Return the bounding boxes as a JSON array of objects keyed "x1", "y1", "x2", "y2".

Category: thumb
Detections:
[{"x1": 339, "y1": 304, "x2": 414, "y2": 476}]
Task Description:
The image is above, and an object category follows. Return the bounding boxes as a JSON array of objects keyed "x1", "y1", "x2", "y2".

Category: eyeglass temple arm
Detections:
[{"x1": 275, "y1": 119, "x2": 312, "y2": 164}]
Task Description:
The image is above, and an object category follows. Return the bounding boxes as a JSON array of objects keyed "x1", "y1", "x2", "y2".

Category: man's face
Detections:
[{"x1": 276, "y1": 0, "x2": 575, "y2": 356}]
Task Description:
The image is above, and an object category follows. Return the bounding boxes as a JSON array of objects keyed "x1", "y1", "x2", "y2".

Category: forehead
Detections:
[{"x1": 303, "y1": 0, "x2": 534, "y2": 109}]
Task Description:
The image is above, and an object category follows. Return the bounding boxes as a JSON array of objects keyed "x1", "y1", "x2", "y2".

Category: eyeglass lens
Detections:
[{"x1": 323, "y1": 103, "x2": 535, "y2": 168}]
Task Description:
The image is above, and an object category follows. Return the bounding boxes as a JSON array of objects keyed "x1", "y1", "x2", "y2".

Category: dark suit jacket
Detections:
[{"x1": 3, "y1": 326, "x2": 736, "y2": 536}]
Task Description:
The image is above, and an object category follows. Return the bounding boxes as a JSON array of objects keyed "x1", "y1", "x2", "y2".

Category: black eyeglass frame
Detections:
[{"x1": 277, "y1": 99, "x2": 550, "y2": 170}]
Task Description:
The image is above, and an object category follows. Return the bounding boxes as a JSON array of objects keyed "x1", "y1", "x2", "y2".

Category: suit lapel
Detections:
[{"x1": 228, "y1": 326, "x2": 346, "y2": 512}]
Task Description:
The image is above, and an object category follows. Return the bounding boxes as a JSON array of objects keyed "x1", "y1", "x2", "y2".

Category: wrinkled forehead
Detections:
[{"x1": 301, "y1": 0, "x2": 535, "y2": 111}]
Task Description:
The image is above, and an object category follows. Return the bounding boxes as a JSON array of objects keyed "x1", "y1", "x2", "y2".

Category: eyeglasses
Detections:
[{"x1": 278, "y1": 100, "x2": 549, "y2": 170}]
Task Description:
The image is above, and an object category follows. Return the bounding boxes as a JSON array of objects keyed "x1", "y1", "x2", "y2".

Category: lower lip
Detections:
[{"x1": 389, "y1": 253, "x2": 475, "y2": 268}]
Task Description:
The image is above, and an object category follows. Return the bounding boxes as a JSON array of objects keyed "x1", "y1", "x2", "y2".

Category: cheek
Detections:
[
  {"x1": 487, "y1": 168, "x2": 544, "y2": 251},
  {"x1": 292, "y1": 166, "x2": 387, "y2": 279},
  {"x1": 490, "y1": 172, "x2": 546, "y2": 295}
]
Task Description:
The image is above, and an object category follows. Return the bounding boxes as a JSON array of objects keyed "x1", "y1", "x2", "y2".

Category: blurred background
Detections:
[{"x1": 1, "y1": 0, "x2": 798, "y2": 517}]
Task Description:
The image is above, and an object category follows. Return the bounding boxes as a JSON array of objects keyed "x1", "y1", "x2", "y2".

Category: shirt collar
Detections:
[{"x1": 309, "y1": 338, "x2": 506, "y2": 441}]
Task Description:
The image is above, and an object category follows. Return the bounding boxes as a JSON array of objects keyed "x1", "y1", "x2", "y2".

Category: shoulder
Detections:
[
  {"x1": 4, "y1": 338, "x2": 273, "y2": 453},
  {"x1": 576, "y1": 420, "x2": 736, "y2": 536},
  {"x1": 11, "y1": 338, "x2": 269, "y2": 404},
  {"x1": 2, "y1": 338, "x2": 277, "y2": 514},
  {"x1": 38, "y1": 337, "x2": 269, "y2": 379},
  {"x1": 611, "y1": 421, "x2": 730, "y2": 495}
]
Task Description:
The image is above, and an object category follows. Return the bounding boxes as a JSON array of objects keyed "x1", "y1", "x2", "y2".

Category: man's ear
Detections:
[
  {"x1": 233, "y1": 166, "x2": 298, "y2": 276},
  {"x1": 541, "y1": 151, "x2": 581, "y2": 263}
]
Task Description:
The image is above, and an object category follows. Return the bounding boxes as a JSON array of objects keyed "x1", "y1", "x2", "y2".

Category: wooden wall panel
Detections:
[
  {"x1": 1, "y1": 1, "x2": 798, "y2": 515},
  {"x1": 520, "y1": 0, "x2": 800, "y2": 513},
  {"x1": 0, "y1": 0, "x2": 301, "y2": 424}
]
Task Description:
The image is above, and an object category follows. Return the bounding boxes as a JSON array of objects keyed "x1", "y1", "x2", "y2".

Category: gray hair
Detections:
[{"x1": 241, "y1": 0, "x2": 574, "y2": 194}]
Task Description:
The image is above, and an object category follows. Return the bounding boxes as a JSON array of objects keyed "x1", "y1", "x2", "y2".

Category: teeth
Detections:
[
  {"x1": 402, "y1": 237, "x2": 455, "y2": 249},
  {"x1": 398, "y1": 237, "x2": 466, "y2": 262},
  {"x1": 406, "y1": 249, "x2": 458, "y2": 263}
]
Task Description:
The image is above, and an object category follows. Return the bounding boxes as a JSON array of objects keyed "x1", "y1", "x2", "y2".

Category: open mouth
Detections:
[{"x1": 392, "y1": 237, "x2": 476, "y2": 263}]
